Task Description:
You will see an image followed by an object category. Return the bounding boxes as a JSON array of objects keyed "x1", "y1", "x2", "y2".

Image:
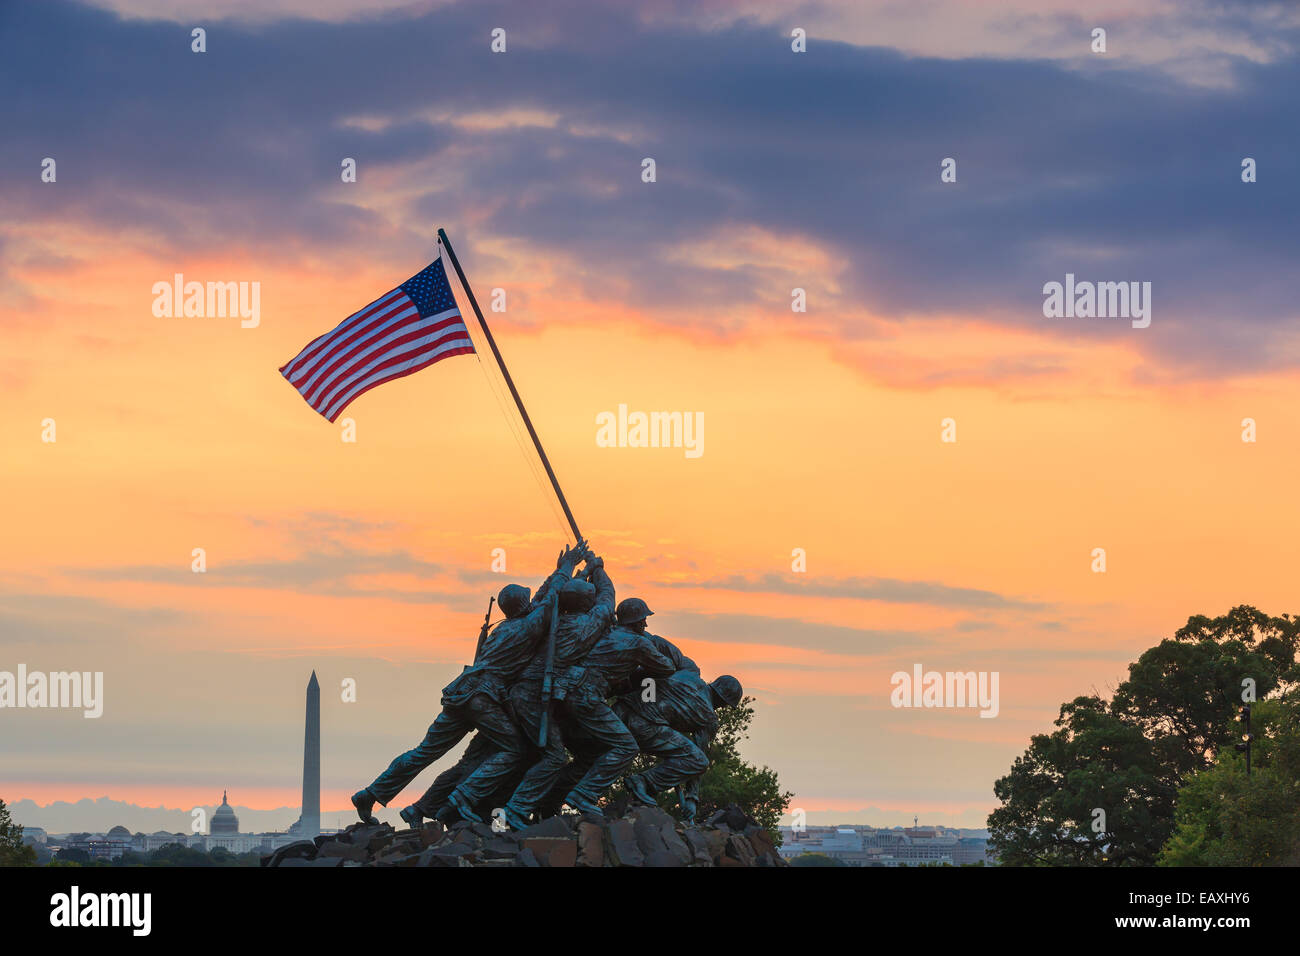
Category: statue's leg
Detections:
[
  {"x1": 677, "y1": 776, "x2": 702, "y2": 823},
  {"x1": 468, "y1": 691, "x2": 535, "y2": 822},
  {"x1": 448, "y1": 694, "x2": 528, "y2": 807},
  {"x1": 538, "y1": 720, "x2": 598, "y2": 817},
  {"x1": 366, "y1": 705, "x2": 472, "y2": 806},
  {"x1": 563, "y1": 692, "x2": 638, "y2": 807},
  {"x1": 616, "y1": 711, "x2": 665, "y2": 804},
  {"x1": 410, "y1": 732, "x2": 494, "y2": 818},
  {"x1": 501, "y1": 700, "x2": 568, "y2": 820},
  {"x1": 475, "y1": 760, "x2": 530, "y2": 825},
  {"x1": 635, "y1": 723, "x2": 708, "y2": 793}
]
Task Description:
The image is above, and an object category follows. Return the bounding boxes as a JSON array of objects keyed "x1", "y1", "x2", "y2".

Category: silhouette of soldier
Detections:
[
  {"x1": 350, "y1": 542, "x2": 586, "y2": 824},
  {"x1": 543, "y1": 598, "x2": 677, "y2": 814},
  {"x1": 497, "y1": 553, "x2": 625, "y2": 828},
  {"x1": 643, "y1": 674, "x2": 743, "y2": 821},
  {"x1": 607, "y1": 598, "x2": 744, "y2": 821}
]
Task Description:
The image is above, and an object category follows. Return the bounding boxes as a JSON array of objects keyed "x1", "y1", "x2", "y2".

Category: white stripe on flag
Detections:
[
  {"x1": 322, "y1": 335, "x2": 475, "y2": 421},
  {"x1": 297, "y1": 301, "x2": 422, "y2": 401},
  {"x1": 309, "y1": 307, "x2": 463, "y2": 409},
  {"x1": 282, "y1": 288, "x2": 405, "y2": 381},
  {"x1": 291, "y1": 296, "x2": 421, "y2": 394}
]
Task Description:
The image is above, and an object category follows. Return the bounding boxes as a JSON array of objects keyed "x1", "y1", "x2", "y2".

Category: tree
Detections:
[
  {"x1": 988, "y1": 695, "x2": 1176, "y2": 865},
  {"x1": 626, "y1": 695, "x2": 792, "y2": 841},
  {"x1": 1159, "y1": 695, "x2": 1300, "y2": 866},
  {"x1": 989, "y1": 606, "x2": 1298, "y2": 866},
  {"x1": 0, "y1": 798, "x2": 37, "y2": 866},
  {"x1": 147, "y1": 842, "x2": 217, "y2": 867},
  {"x1": 1111, "y1": 606, "x2": 1298, "y2": 773}
]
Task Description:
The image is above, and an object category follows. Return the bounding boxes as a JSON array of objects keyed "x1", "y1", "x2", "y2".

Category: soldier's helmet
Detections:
[
  {"x1": 710, "y1": 675, "x2": 743, "y2": 708},
  {"x1": 558, "y1": 578, "x2": 596, "y2": 612},
  {"x1": 615, "y1": 597, "x2": 654, "y2": 625},
  {"x1": 497, "y1": 584, "x2": 531, "y2": 618}
]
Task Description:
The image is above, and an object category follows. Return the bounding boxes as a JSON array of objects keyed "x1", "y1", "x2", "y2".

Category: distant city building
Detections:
[
  {"x1": 48, "y1": 790, "x2": 307, "y2": 860},
  {"x1": 59, "y1": 829, "x2": 133, "y2": 860},
  {"x1": 203, "y1": 789, "x2": 273, "y2": 853},
  {"x1": 38, "y1": 670, "x2": 331, "y2": 861},
  {"x1": 211, "y1": 790, "x2": 239, "y2": 835},
  {"x1": 134, "y1": 830, "x2": 192, "y2": 853},
  {"x1": 778, "y1": 824, "x2": 997, "y2": 867},
  {"x1": 953, "y1": 837, "x2": 996, "y2": 866}
]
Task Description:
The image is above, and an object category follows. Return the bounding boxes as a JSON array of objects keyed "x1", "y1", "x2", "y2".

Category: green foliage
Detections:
[
  {"x1": 788, "y1": 852, "x2": 845, "y2": 867},
  {"x1": 138, "y1": 843, "x2": 261, "y2": 867},
  {"x1": 43, "y1": 841, "x2": 261, "y2": 867},
  {"x1": 1112, "y1": 606, "x2": 1300, "y2": 773},
  {"x1": 695, "y1": 695, "x2": 792, "y2": 837},
  {"x1": 989, "y1": 606, "x2": 1299, "y2": 866},
  {"x1": 1159, "y1": 696, "x2": 1300, "y2": 866},
  {"x1": 139, "y1": 843, "x2": 214, "y2": 866},
  {"x1": 0, "y1": 798, "x2": 37, "y2": 866},
  {"x1": 989, "y1": 695, "x2": 1178, "y2": 865}
]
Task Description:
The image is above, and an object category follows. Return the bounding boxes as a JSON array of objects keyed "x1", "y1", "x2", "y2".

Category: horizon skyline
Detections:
[{"x1": 9, "y1": 792, "x2": 995, "y2": 835}]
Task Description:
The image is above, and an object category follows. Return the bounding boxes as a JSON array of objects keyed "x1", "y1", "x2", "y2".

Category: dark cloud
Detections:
[
  {"x1": 68, "y1": 547, "x2": 483, "y2": 610},
  {"x1": 2, "y1": 0, "x2": 1297, "y2": 374},
  {"x1": 0, "y1": 589, "x2": 187, "y2": 646},
  {"x1": 655, "y1": 572, "x2": 1045, "y2": 610},
  {"x1": 666, "y1": 609, "x2": 931, "y2": 656}
]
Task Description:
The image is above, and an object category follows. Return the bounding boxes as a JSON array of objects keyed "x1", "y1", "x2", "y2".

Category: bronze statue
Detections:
[
  {"x1": 352, "y1": 543, "x2": 744, "y2": 831},
  {"x1": 495, "y1": 555, "x2": 619, "y2": 827},
  {"x1": 351, "y1": 542, "x2": 586, "y2": 824}
]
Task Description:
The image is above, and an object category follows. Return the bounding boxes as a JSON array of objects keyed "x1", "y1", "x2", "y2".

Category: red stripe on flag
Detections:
[
  {"x1": 288, "y1": 297, "x2": 417, "y2": 391},
  {"x1": 305, "y1": 312, "x2": 463, "y2": 406},
  {"x1": 325, "y1": 345, "x2": 476, "y2": 422},
  {"x1": 279, "y1": 289, "x2": 404, "y2": 377},
  {"x1": 314, "y1": 325, "x2": 474, "y2": 414}
]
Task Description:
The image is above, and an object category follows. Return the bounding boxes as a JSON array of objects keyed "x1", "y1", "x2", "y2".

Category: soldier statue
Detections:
[
  {"x1": 351, "y1": 543, "x2": 745, "y2": 831},
  {"x1": 350, "y1": 541, "x2": 586, "y2": 825},
  {"x1": 560, "y1": 597, "x2": 744, "y2": 821},
  {"x1": 496, "y1": 553, "x2": 620, "y2": 827}
]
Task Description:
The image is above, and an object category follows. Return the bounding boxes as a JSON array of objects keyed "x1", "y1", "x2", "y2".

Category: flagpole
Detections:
[{"x1": 437, "y1": 227, "x2": 583, "y2": 544}]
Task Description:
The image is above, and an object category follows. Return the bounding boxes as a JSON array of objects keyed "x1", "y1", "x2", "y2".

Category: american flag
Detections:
[{"x1": 280, "y1": 254, "x2": 475, "y2": 422}]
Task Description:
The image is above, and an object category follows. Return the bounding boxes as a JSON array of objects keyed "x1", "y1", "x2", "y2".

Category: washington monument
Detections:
[{"x1": 301, "y1": 670, "x2": 320, "y2": 838}]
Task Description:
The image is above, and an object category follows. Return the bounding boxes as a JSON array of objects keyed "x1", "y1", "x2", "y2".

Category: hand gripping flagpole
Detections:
[{"x1": 437, "y1": 228, "x2": 584, "y2": 546}]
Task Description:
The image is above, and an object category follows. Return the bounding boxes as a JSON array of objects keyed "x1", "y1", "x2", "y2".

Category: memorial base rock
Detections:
[{"x1": 262, "y1": 804, "x2": 786, "y2": 868}]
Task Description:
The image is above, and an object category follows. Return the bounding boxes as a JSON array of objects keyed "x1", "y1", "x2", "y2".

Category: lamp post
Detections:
[{"x1": 1233, "y1": 704, "x2": 1252, "y2": 776}]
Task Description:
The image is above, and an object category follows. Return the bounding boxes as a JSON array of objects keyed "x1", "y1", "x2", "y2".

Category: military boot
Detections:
[{"x1": 351, "y1": 788, "x2": 379, "y2": 825}]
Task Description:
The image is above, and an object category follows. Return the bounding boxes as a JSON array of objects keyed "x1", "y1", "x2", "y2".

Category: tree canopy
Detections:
[
  {"x1": 988, "y1": 606, "x2": 1299, "y2": 866},
  {"x1": 0, "y1": 798, "x2": 37, "y2": 866},
  {"x1": 1158, "y1": 694, "x2": 1300, "y2": 866}
]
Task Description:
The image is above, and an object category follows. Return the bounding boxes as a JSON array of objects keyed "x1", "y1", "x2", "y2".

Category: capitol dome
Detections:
[{"x1": 211, "y1": 791, "x2": 240, "y2": 835}]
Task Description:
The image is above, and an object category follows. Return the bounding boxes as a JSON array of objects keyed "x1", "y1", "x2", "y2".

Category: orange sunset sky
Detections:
[{"x1": 2, "y1": 0, "x2": 1299, "y2": 830}]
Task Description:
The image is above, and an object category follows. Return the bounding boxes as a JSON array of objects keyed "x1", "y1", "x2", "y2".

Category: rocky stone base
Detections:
[{"x1": 262, "y1": 804, "x2": 786, "y2": 867}]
